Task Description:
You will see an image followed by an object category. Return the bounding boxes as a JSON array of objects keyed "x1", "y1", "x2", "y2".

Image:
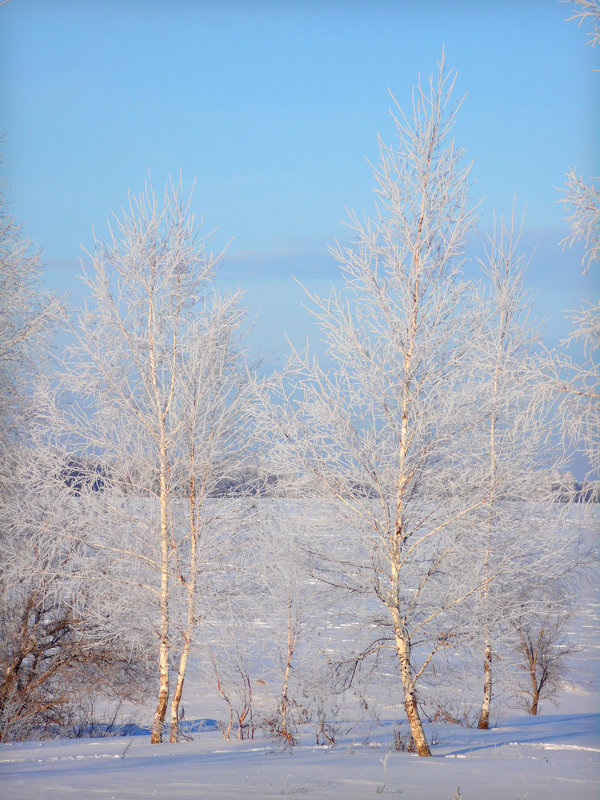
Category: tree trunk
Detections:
[
  {"x1": 170, "y1": 633, "x2": 190, "y2": 742},
  {"x1": 388, "y1": 160, "x2": 432, "y2": 757},
  {"x1": 280, "y1": 597, "x2": 295, "y2": 743},
  {"x1": 152, "y1": 633, "x2": 169, "y2": 743},
  {"x1": 151, "y1": 437, "x2": 171, "y2": 744},
  {"x1": 391, "y1": 307, "x2": 432, "y2": 756},
  {"x1": 151, "y1": 492, "x2": 170, "y2": 743},
  {"x1": 530, "y1": 687, "x2": 540, "y2": 716},
  {"x1": 478, "y1": 642, "x2": 492, "y2": 729},
  {"x1": 170, "y1": 469, "x2": 198, "y2": 742},
  {"x1": 395, "y1": 630, "x2": 431, "y2": 757},
  {"x1": 529, "y1": 653, "x2": 540, "y2": 715},
  {"x1": 478, "y1": 288, "x2": 506, "y2": 729}
]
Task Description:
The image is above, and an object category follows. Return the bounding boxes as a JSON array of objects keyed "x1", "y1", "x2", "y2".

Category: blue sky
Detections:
[{"x1": 1, "y1": 0, "x2": 598, "y2": 360}]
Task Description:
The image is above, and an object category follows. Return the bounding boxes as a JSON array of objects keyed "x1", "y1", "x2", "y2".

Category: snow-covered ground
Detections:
[
  {"x1": 1, "y1": 711, "x2": 598, "y2": 800},
  {"x1": 1, "y1": 519, "x2": 598, "y2": 800}
]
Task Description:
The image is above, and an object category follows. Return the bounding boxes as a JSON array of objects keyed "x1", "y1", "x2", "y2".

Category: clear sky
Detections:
[{"x1": 0, "y1": 0, "x2": 598, "y2": 361}]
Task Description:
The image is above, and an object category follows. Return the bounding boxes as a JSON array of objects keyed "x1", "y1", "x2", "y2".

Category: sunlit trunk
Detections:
[
  {"x1": 394, "y1": 625, "x2": 431, "y2": 757},
  {"x1": 170, "y1": 633, "x2": 191, "y2": 742},
  {"x1": 170, "y1": 470, "x2": 198, "y2": 742},
  {"x1": 530, "y1": 685, "x2": 540, "y2": 716},
  {"x1": 478, "y1": 641, "x2": 492, "y2": 729},
  {"x1": 280, "y1": 597, "x2": 295, "y2": 743},
  {"x1": 521, "y1": 630, "x2": 541, "y2": 716},
  {"x1": 389, "y1": 252, "x2": 431, "y2": 756},
  {"x1": 148, "y1": 297, "x2": 172, "y2": 744},
  {"x1": 152, "y1": 633, "x2": 169, "y2": 743},
  {"x1": 152, "y1": 441, "x2": 170, "y2": 743},
  {"x1": 479, "y1": 306, "x2": 504, "y2": 730}
]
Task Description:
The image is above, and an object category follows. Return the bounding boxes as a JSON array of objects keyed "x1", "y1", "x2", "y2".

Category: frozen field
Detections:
[
  {"x1": 1, "y1": 520, "x2": 598, "y2": 800},
  {"x1": 1, "y1": 709, "x2": 598, "y2": 799}
]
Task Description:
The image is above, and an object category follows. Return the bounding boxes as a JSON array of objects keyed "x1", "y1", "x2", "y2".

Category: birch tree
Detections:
[
  {"x1": 262, "y1": 58, "x2": 492, "y2": 757},
  {"x1": 554, "y1": 172, "x2": 600, "y2": 484},
  {"x1": 252, "y1": 501, "x2": 329, "y2": 744},
  {"x1": 470, "y1": 217, "x2": 575, "y2": 729},
  {"x1": 468, "y1": 1, "x2": 600, "y2": 712},
  {"x1": 43, "y1": 179, "x2": 256, "y2": 743},
  {"x1": 0, "y1": 186, "x2": 137, "y2": 740},
  {"x1": 557, "y1": 0, "x2": 600, "y2": 484}
]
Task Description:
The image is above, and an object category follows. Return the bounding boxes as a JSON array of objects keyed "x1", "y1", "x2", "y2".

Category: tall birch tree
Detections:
[
  {"x1": 471, "y1": 217, "x2": 575, "y2": 729},
  {"x1": 262, "y1": 58, "x2": 491, "y2": 757},
  {"x1": 557, "y1": 0, "x2": 600, "y2": 483},
  {"x1": 43, "y1": 179, "x2": 255, "y2": 743}
]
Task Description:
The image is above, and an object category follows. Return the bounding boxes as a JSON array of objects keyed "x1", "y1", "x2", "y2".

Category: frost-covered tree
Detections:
[
  {"x1": 463, "y1": 8, "x2": 600, "y2": 727},
  {"x1": 0, "y1": 444, "x2": 151, "y2": 741},
  {"x1": 252, "y1": 501, "x2": 331, "y2": 744},
  {"x1": 553, "y1": 164, "x2": 600, "y2": 485},
  {"x1": 510, "y1": 582, "x2": 575, "y2": 717},
  {"x1": 0, "y1": 183, "x2": 54, "y2": 433},
  {"x1": 555, "y1": 1, "x2": 600, "y2": 484},
  {"x1": 469, "y1": 216, "x2": 576, "y2": 729},
  {"x1": 42, "y1": 179, "x2": 257, "y2": 743},
  {"x1": 0, "y1": 186, "x2": 137, "y2": 741},
  {"x1": 261, "y1": 58, "x2": 494, "y2": 757}
]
